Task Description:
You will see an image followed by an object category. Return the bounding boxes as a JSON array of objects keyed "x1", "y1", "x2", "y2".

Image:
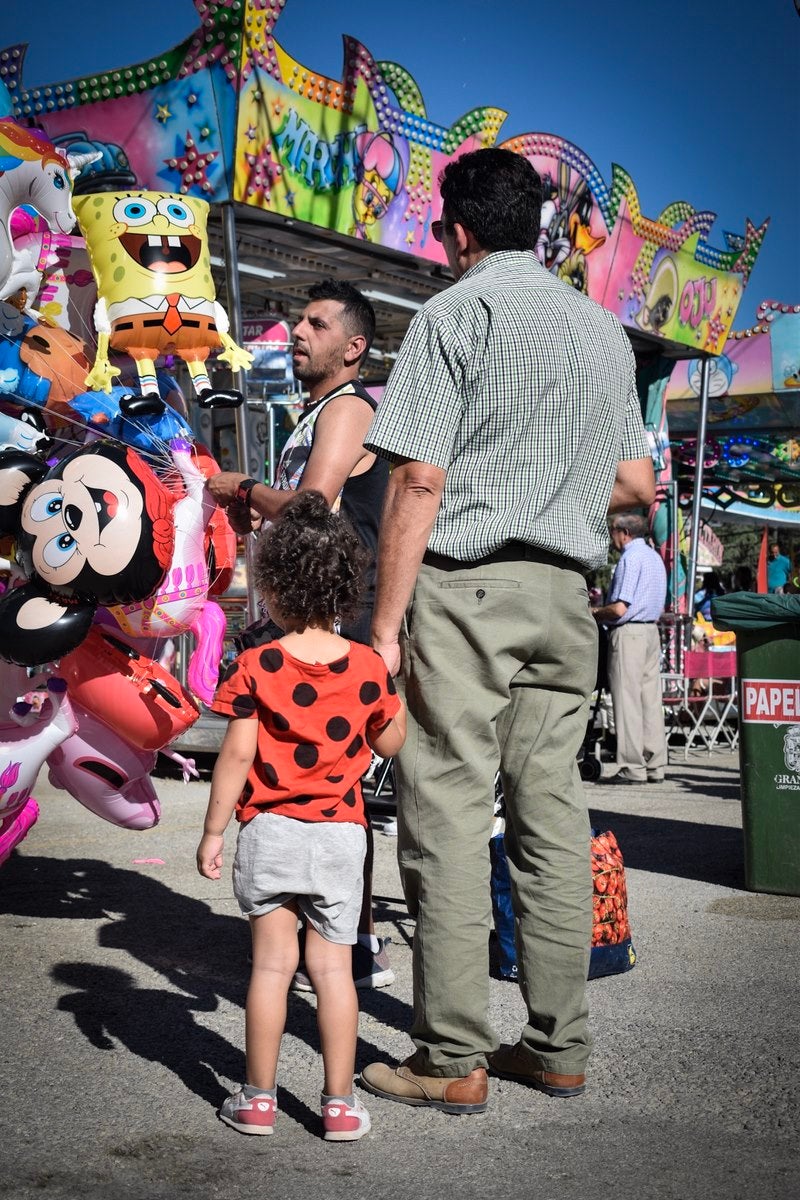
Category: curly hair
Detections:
[{"x1": 253, "y1": 491, "x2": 368, "y2": 627}]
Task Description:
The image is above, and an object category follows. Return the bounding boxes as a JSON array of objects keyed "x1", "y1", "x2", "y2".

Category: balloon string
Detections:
[{"x1": 0, "y1": 328, "x2": 182, "y2": 471}]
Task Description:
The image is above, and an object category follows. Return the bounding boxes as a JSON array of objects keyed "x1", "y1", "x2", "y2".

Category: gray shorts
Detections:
[{"x1": 232, "y1": 811, "x2": 366, "y2": 944}]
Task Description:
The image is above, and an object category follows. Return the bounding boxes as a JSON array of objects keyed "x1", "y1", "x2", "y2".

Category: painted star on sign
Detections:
[
  {"x1": 164, "y1": 131, "x2": 219, "y2": 195},
  {"x1": 155, "y1": 104, "x2": 173, "y2": 124}
]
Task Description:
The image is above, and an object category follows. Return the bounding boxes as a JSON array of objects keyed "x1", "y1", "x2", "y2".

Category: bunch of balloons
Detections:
[{"x1": 0, "y1": 117, "x2": 249, "y2": 862}]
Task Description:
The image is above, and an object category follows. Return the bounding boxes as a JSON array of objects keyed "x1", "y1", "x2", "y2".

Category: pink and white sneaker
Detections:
[
  {"x1": 322, "y1": 1095, "x2": 371, "y2": 1142},
  {"x1": 219, "y1": 1088, "x2": 277, "y2": 1135}
]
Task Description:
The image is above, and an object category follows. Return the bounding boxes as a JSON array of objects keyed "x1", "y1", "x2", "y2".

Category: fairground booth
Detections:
[{"x1": 1, "y1": 0, "x2": 797, "y2": 734}]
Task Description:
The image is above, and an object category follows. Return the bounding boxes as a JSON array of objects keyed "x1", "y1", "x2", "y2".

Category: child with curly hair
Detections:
[{"x1": 197, "y1": 491, "x2": 406, "y2": 1141}]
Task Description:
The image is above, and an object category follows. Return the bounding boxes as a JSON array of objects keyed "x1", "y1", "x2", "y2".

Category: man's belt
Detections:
[{"x1": 423, "y1": 541, "x2": 586, "y2": 575}]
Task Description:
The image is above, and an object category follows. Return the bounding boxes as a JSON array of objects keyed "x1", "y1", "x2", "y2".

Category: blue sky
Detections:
[{"x1": 5, "y1": 0, "x2": 799, "y2": 328}]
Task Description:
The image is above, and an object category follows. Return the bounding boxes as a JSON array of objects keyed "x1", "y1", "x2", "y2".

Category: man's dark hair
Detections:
[
  {"x1": 438, "y1": 148, "x2": 542, "y2": 252},
  {"x1": 307, "y1": 278, "x2": 376, "y2": 360}
]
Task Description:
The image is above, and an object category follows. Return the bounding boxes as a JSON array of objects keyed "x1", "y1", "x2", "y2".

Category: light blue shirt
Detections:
[{"x1": 606, "y1": 538, "x2": 667, "y2": 625}]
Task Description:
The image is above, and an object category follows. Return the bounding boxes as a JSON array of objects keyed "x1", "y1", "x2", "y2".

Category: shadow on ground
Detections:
[
  {"x1": 1, "y1": 853, "x2": 414, "y2": 1116},
  {"x1": 587, "y1": 809, "x2": 744, "y2": 887}
]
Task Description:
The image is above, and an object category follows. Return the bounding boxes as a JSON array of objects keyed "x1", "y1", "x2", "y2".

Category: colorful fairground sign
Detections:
[
  {"x1": 665, "y1": 300, "x2": 800, "y2": 521},
  {"x1": 1, "y1": 0, "x2": 769, "y2": 356}
]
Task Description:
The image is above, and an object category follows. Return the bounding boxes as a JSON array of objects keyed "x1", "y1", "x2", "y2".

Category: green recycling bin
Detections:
[{"x1": 711, "y1": 593, "x2": 800, "y2": 896}]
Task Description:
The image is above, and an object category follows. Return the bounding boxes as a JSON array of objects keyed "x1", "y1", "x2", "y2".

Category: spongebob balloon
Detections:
[{"x1": 74, "y1": 191, "x2": 252, "y2": 408}]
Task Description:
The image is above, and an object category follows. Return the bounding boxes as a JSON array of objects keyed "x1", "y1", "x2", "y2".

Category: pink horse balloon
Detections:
[{"x1": 103, "y1": 438, "x2": 226, "y2": 705}]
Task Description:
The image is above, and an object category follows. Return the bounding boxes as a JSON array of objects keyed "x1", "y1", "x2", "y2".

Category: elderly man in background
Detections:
[{"x1": 591, "y1": 513, "x2": 667, "y2": 784}]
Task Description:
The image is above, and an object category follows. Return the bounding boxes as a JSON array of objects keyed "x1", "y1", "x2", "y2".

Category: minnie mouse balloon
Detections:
[{"x1": 0, "y1": 441, "x2": 175, "y2": 666}]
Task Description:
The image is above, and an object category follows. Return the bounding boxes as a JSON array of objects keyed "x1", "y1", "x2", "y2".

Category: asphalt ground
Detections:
[{"x1": 1, "y1": 749, "x2": 798, "y2": 1200}]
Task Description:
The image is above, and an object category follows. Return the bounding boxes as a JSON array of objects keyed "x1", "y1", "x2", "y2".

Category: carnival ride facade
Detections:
[{"x1": 0, "y1": 0, "x2": 796, "y2": 858}]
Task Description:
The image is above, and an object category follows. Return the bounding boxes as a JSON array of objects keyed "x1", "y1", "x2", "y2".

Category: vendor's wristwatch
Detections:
[{"x1": 234, "y1": 477, "x2": 257, "y2": 506}]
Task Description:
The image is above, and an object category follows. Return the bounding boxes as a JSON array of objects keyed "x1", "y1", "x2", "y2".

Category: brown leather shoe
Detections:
[
  {"x1": 359, "y1": 1056, "x2": 488, "y2": 1114},
  {"x1": 488, "y1": 1043, "x2": 586, "y2": 1097}
]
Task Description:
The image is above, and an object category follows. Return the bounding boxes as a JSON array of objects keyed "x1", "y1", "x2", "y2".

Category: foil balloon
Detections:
[
  {"x1": 0, "y1": 797, "x2": 38, "y2": 866},
  {"x1": 0, "y1": 676, "x2": 78, "y2": 863},
  {"x1": 0, "y1": 406, "x2": 50, "y2": 455},
  {"x1": 192, "y1": 441, "x2": 236, "y2": 597},
  {"x1": 47, "y1": 701, "x2": 162, "y2": 830},
  {"x1": 0, "y1": 303, "x2": 93, "y2": 422},
  {"x1": 58, "y1": 624, "x2": 200, "y2": 752},
  {"x1": 74, "y1": 191, "x2": 252, "y2": 407},
  {"x1": 0, "y1": 119, "x2": 98, "y2": 301},
  {"x1": 103, "y1": 438, "x2": 226, "y2": 706},
  {"x1": 68, "y1": 384, "x2": 193, "y2": 455},
  {"x1": 0, "y1": 441, "x2": 175, "y2": 666}
]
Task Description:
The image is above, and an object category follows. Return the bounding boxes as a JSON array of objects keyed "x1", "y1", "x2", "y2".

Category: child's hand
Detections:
[{"x1": 196, "y1": 833, "x2": 225, "y2": 879}]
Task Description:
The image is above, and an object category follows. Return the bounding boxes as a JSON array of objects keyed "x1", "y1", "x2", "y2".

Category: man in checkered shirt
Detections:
[{"x1": 359, "y1": 148, "x2": 655, "y2": 1115}]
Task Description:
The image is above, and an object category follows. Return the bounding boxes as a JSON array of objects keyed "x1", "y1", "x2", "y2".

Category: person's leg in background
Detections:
[
  {"x1": 293, "y1": 603, "x2": 394, "y2": 992},
  {"x1": 640, "y1": 624, "x2": 667, "y2": 780},
  {"x1": 489, "y1": 830, "x2": 518, "y2": 981},
  {"x1": 606, "y1": 624, "x2": 648, "y2": 781}
]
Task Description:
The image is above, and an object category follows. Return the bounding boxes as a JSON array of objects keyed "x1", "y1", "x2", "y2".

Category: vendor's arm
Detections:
[
  {"x1": 196, "y1": 717, "x2": 257, "y2": 879},
  {"x1": 608, "y1": 456, "x2": 655, "y2": 513},
  {"x1": 206, "y1": 392, "x2": 377, "y2": 522},
  {"x1": 591, "y1": 599, "x2": 628, "y2": 624},
  {"x1": 371, "y1": 458, "x2": 447, "y2": 675}
]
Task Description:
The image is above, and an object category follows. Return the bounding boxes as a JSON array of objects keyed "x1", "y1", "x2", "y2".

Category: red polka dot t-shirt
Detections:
[{"x1": 211, "y1": 640, "x2": 401, "y2": 828}]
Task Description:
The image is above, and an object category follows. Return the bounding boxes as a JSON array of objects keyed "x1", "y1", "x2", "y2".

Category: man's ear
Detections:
[
  {"x1": 452, "y1": 222, "x2": 471, "y2": 257},
  {"x1": 343, "y1": 334, "x2": 367, "y2": 369}
]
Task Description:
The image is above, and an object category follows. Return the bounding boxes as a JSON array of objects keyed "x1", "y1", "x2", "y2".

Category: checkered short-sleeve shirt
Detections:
[{"x1": 365, "y1": 252, "x2": 650, "y2": 570}]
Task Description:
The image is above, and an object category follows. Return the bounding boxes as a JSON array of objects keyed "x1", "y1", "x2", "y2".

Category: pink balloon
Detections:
[
  {"x1": 0, "y1": 677, "x2": 78, "y2": 824},
  {"x1": 0, "y1": 797, "x2": 39, "y2": 865},
  {"x1": 102, "y1": 440, "x2": 225, "y2": 706},
  {"x1": 47, "y1": 702, "x2": 161, "y2": 830}
]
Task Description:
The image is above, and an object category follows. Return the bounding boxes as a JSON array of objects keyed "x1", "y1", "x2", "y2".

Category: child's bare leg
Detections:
[
  {"x1": 246, "y1": 902, "x2": 300, "y2": 1090},
  {"x1": 304, "y1": 926, "x2": 358, "y2": 1097}
]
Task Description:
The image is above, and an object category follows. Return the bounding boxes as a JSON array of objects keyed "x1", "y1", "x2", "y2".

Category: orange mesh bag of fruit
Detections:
[{"x1": 589, "y1": 829, "x2": 636, "y2": 979}]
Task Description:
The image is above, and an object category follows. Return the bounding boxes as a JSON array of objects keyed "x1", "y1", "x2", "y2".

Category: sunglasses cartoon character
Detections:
[{"x1": 0, "y1": 441, "x2": 175, "y2": 666}]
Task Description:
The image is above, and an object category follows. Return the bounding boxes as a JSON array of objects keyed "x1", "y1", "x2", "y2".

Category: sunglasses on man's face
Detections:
[{"x1": 431, "y1": 220, "x2": 449, "y2": 243}]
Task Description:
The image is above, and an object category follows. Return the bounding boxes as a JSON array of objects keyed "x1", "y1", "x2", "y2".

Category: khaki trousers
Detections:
[
  {"x1": 607, "y1": 623, "x2": 667, "y2": 780},
  {"x1": 395, "y1": 548, "x2": 597, "y2": 1077}
]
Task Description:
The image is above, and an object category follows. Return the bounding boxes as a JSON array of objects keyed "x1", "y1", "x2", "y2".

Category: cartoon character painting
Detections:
[
  {"x1": 74, "y1": 191, "x2": 252, "y2": 408},
  {"x1": 535, "y1": 163, "x2": 605, "y2": 294},
  {"x1": 351, "y1": 132, "x2": 405, "y2": 240},
  {"x1": 635, "y1": 255, "x2": 678, "y2": 336}
]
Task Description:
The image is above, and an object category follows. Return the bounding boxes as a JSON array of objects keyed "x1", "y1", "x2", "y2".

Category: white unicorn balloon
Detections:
[{"x1": 0, "y1": 118, "x2": 98, "y2": 301}]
